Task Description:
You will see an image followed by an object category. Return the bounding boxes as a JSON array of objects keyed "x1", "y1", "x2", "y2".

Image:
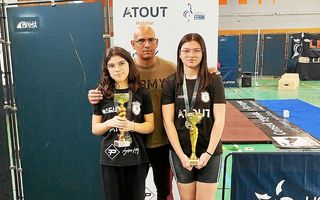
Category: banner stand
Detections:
[
  {"x1": 222, "y1": 152, "x2": 320, "y2": 200},
  {"x1": 221, "y1": 152, "x2": 233, "y2": 200}
]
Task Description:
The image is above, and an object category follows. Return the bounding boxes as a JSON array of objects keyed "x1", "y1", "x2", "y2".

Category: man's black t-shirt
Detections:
[
  {"x1": 93, "y1": 87, "x2": 153, "y2": 166},
  {"x1": 161, "y1": 73, "x2": 226, "y2": 156}
]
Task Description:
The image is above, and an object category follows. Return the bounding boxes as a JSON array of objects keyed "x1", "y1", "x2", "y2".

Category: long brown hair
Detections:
[
  {"x1": 176, "y1": 33, "x2": 211, "y2": 89},
  {"x1": 98, "y1": 46, "x2": 140, "y2": 98}
]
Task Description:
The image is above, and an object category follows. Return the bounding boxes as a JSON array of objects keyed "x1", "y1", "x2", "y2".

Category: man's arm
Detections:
[
  {"x1": 88, "y1": 89, "x2": 103, "y2": 104},
  {"x1": 208, "y1": 66, "x2": 220, "y2": 75}
]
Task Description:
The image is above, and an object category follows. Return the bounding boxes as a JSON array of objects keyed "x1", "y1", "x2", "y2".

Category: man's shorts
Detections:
[{"x1": 169, "y1": 150, "x2": 222, "y2": 184}]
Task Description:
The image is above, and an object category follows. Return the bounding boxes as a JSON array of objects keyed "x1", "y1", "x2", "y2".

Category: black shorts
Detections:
[
  {"x1": 101, "y1": 163, "x2": 148, "y2": 200},
  {"x1": 169, "y1": 150, "x2": 222, "y2": 184}
]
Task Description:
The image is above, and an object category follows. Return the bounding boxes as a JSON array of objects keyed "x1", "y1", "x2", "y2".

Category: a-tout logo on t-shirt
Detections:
[{"x1": 105, "y1": 144, "x2": 120, "y2": 159}]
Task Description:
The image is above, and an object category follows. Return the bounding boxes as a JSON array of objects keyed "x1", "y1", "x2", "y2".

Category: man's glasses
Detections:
[
  {"x1": 134, "y1": 38, "x2": 158, "y2": 45},
  {"x1": 180, "y1": 48, "x2": 203, "y2": 55}
]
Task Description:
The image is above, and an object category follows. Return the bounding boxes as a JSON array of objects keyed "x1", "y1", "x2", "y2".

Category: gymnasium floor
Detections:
[
  {"x1": 216, "y1": 76, "x2": 320, "y2": 200},
  {"x1": 225, "y1": 76, "x2": 320, "y2": 107}
]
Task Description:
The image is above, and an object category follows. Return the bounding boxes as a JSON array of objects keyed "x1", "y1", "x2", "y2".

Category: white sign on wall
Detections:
[
  {"x1": 113, "y1": 1, "x2": 219, "y2": 198},
  {"x1": 113, "y1": 0, "x2": 219, "y2": 67}
]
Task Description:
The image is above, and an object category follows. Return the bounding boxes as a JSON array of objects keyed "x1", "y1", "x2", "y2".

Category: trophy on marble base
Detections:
[
  {"x1": 185, "y1": 112, "x2": 203, "y2": 166},
  {"x1": 114, "y1": 93, "x2": 132, "y2": 147}
]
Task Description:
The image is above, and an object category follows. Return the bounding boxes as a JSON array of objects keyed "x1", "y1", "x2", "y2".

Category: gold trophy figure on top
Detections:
[
  {"x1": 114, "y1": 93, "x2": 132, "y2": 147},
  {"x1": 185, "y1": 112, "x2": 203, "y2": 166}
]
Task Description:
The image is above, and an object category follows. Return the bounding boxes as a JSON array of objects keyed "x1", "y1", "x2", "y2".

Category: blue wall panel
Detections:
[
  {"x1": 218, "y1": 36, "x2": 239, "y2": 87},
  {"x1": 8, "y1": 3, "x2": 104, "y2": 199},
  {"x1": 242, "y1": 34, "x2": 258, "y2": 73},
  {"x1": 262, "y1": 34, "x2": 286, "y2": 76}
]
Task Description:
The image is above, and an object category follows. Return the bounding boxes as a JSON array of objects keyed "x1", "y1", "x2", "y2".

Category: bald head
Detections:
[
  {"x1": 133, "y1": 25, "x2": 156, "y2": 40},
  {"x1": 131, "y1": 25, "x2": 159, "y2": 64}
]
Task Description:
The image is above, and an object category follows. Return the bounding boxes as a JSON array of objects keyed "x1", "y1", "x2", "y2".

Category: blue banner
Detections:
[
  {"x1": 220, "y1": 67, "x2": 238, "y2": 87},
  {"x1": 218, "y1": 35, "x2": 239, "y2": 87},
  {"x1": 231, "y1": 152, "x2": 320, "y2": 200}
]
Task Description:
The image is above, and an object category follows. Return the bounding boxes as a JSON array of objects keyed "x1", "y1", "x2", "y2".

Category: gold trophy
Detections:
[
  {"x1": 185, "y1": 112, "x2": 203, "y2": 166},
  {"x1": 114, "y1": 93, "x2": 132, "y2": 147}
]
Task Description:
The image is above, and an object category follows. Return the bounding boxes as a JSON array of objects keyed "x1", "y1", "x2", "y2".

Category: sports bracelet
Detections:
[{"x1": 206, "y1": 151, "x2": 213, "y2": 156}]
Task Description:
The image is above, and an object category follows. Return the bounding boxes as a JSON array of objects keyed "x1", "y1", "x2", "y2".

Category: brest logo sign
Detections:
[
  {"x1": 14, "y1": 17, "x2": 39, "y2": 32},
  {"x1": 255, "y1": 180, "x2": 320, "y2": 200}
]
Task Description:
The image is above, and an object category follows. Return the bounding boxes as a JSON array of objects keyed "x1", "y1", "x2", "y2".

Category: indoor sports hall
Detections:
[{"x1": 1, "y1": 0, "x2": 319, "y2": 199}]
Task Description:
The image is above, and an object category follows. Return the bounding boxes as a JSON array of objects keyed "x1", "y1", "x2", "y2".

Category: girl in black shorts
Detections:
[{"x1": 162, "y1": 33, "x2": 226, "y2": 200}]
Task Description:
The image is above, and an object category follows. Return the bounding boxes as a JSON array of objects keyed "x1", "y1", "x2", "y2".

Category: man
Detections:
[{"x1": 88, "y1": 25, "x2": 219, "y2": 199}]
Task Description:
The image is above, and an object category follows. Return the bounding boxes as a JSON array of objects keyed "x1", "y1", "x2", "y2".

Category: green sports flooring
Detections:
[
  {"x1": 215, "y1": 77, "x2": 320, "y2": 200},
  {"x1": 225, "y1": 77, "x2": 320, "y2": 107}
]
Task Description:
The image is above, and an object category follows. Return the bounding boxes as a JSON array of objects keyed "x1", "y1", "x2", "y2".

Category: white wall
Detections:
[
  {"x1": 219, "y1": 0, "x2": 320, "y2": 30},
  {"x1": 3, "y1": 0, "x2": 18, "y2": 4},
  {"x1": 113, "y1": 0, "x2": 219, "y2": 66}
]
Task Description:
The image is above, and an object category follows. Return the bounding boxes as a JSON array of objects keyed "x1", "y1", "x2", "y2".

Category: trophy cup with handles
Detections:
[
  {"x1": 114, "y1": 93, "x2": 132, "y2": 147},
  {"x1": 185, "y1": 112, "x2": 203, "y2": 165}
]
